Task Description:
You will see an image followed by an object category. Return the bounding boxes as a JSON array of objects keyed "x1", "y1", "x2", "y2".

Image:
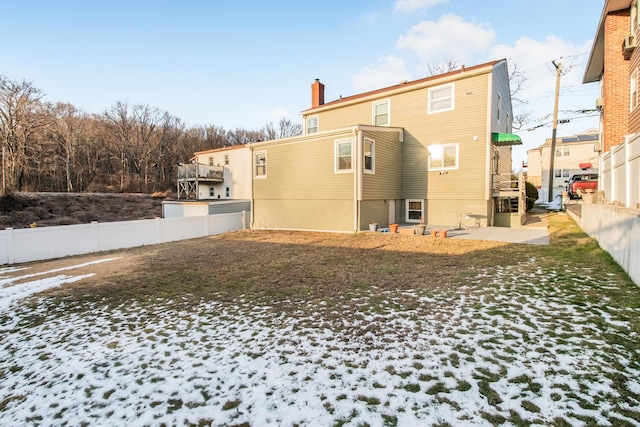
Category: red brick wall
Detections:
[{"x1": 603, "y1": 11, "x2": 630, "y2": 152}]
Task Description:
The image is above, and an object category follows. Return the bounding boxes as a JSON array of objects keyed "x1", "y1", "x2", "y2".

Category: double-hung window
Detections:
[
  {"x1": 254, "y1": 151, "x2": 267, "y2": 178},
  {"x1": 307, "y1": 116, "x2": 318, "y2": 133},
  {"x1": 428, "y1": 83, "x2": 454, "y2": 114},
  {"x1": 224, "y1": 154, "x2": 229, "y2": 165},
  {"x1": 631, "y1": 71, "x2": 638, "y2": 112},
  {"x1": 364, "y1": 138, "x2": 374, "y2": 173},
  {"x1": 555, "y1": 147, "x2": 570, "y2": 157},
  {"x1": 372, "y1": 100, "x2": 390, "y2": 126},
  {"x1": 335, "y1": 139, "x2": 353, "y2": 173},
  {"x1": 428, "y1": 143, "x2": 458, "y2": 170},
  {"x1": 208, "y1": 156, "x2": 214, "y2": 166}
]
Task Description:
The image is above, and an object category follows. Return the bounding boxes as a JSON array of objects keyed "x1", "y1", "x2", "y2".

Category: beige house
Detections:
[
  {"x1": 526, "y1": 129, "x2": 600, "y2": 201},
  {"x1": 166, "y1": 145, "x2": 252, "y2": 219},
  {"x1": 251, "y1": 59, "x2": 524, "y2": 232},
  {"x1": 177, "y1": 145, "x2": 252, "y2": 201}
]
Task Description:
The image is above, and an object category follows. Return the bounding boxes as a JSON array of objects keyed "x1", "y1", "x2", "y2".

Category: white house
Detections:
[
  {"x1": 526, "y1": 129, "x2": 600, "y2": 201},
  {"x1": 164, "y1": 144, "x2": 252, "y2": 218}
]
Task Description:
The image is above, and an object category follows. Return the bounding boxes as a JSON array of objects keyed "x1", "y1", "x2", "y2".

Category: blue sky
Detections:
[{"x1": 2, "y1": 0, "x2": 604, "y2": 167}]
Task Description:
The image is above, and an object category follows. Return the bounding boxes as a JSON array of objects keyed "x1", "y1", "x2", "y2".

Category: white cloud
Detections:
[
  {"x1": 490, "y1": 36, "x2": 594, "y2": 93},
  {"x1": 488, "y1": 36, "x2": 599, "y2": 169},
  {"x1": 351, "y1": 55, "x2": 413, "y2": 93},
  {"x1": 394, "y1": 0, "x2": 449, "y2": 13},
  {"x1": 396, "y1": 14, "x2": 495, "y2": 65}
]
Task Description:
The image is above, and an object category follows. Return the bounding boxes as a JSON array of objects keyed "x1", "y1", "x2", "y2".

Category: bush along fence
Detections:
[{"x1": 0, "y1": 212, "x2": 248, "y2": 265}]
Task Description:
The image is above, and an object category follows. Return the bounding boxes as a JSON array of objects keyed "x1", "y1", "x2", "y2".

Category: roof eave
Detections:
[
  {"x1": 583, "y1": 0, "x2": 633, "y2": 84},
  {"x1": 302, "y1": 59, "x2": 506, "y2": 115}
]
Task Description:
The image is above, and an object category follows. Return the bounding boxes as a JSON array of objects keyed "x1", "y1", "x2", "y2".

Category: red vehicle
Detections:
[{"x1": 566, "y1": 173, "x2": 598, "y2": 199}]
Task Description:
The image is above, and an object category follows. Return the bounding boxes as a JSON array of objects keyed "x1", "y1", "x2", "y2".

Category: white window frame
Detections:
[
  {"x1": 306, "y1": 115, "x2": 319, "y2": 134},
  {"x1": 554, "y1": 169, "x2": 570, "y2": 178},
  {"x1": 364, "y1": 138, "x2": 375, "y2": 174},
  {"x1": 224, "y1": 154, "x2": 229, "y2": 165},
  {"x1": 372, "y1": 99, "x2": 390, "y2": 126},
  {"x1": 335, "y1": 138, "x2": 353, "y2": 173},
  {"x1": 254, "y1": 150, "x2": 267, "y2": 178},
  {"x1": 225, "y1": 186, "x2": 230, "y2": 197},
  {"x1": 631, "y1": 70, "x2": 638, "y2": 112},
  {"x1": 406, "y1": 199, "x2": 424, "y2": 223},
  {"x1": 428, "y1": 83, "x2": 455, "y2": 114},
  {"x1": 428, "y1": 143, "x2": 459, "y2": 171},
  {"x1": 208, "y1": 156, "x2": 214, "y2": 166}
]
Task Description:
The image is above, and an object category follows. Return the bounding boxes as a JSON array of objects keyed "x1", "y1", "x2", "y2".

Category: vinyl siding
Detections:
[
  {"x1": 361, "y1": 130, "x2": 403, "y2": 200},
  {"x1": 490, "y1": 61, "x2": 513, "y2": 134},
  {"x1": 630, "y1": 57, "x2": 640, "y2": 133},
  {"x1": 253, "y1": 199, "x2": 354, "y2": 232},
  {"x1": 307, "y1": 70, "x2": 495, "y2": 203},
  {"x1": 253, "y1": 133, "x2": 354, "y2": 200},
  {"x1": 252, "y1": 130, "x2": 357, "y2": 232},
  {"x1": 424, "y1": 74, "x2": 490, "y2": 201}
]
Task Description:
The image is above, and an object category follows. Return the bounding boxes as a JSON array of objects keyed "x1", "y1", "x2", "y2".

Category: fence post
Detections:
[{"x1": 7, "y1": 227, "x2": 14, "y2": 265}]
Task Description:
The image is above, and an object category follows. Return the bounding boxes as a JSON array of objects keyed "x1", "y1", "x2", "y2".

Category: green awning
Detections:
[{"x1": 491, "y1": 132, "x2": 522, "y2": 146}]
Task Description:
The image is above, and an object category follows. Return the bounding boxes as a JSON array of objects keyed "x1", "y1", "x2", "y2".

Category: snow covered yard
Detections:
[{"x1": 1, "y1": 218, "x2": 639, "y2": 426}]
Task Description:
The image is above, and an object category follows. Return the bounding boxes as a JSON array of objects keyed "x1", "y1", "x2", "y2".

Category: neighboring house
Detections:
[
  {"x1": 177, "y1": 145, "x2": 252, "y2": 201},
  {"x1": 166, "y1": 145, "x2": 251, "y2": 218},
  {"x1": 526, "y1": 129, "x2": 600, "y2": 201},
  {"x1": 251, "y1": 59, "x2": 523, "y2": 232},
  {"x1": 583, "y1": 0, "x2": 640, "y2": 207}
]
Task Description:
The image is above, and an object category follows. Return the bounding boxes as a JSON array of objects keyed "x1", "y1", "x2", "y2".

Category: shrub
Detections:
[{"x1": 525, "y1": 182, "x2": 538, "y2": 200}]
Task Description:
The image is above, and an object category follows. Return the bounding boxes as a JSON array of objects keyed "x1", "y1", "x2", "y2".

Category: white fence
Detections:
[
  {"x1": 600, "y1": 133, "x2": 640, "y2": 208},
  {"x1": 576, "y1": 204, "x2": 640, "y2": 287},
  {"x1": 0, "y1": 212, "x2": 248, "y2": 265}
]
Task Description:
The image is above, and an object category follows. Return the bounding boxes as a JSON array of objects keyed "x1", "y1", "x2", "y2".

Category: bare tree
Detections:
[
  {"x1": 426, "y1": 58, "x2": 460, "y2": 76},
  {"x1": 103, "y1": 101, "x2": 134, "y2": 190},
  {"x1": 48, "y1": 103, "x2": 85, "y2": 192},
  {"x1": 0, "y1": 76, "x2": 50, "y2": 192},
  {"x1": 508, "y1": 63, "x2": 531, "y2": 131}
]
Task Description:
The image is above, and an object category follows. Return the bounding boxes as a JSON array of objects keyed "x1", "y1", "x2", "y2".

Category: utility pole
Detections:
[{"x1": 547, "y1": 60, "x2": 562, "y2": 202}]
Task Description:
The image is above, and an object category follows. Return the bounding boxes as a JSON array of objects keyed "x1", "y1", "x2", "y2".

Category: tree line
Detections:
[{"x1": 0, "y1": 75, "x2": 302, "y2": 194}]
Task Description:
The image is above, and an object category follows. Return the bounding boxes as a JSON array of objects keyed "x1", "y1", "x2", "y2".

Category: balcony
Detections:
[{"x1": 178, "y1": 163, "x2": 224, "y2": 183}]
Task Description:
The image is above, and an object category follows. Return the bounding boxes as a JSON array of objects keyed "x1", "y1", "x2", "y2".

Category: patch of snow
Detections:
[{"x1": 1, "y1": 263, "x2": 638, "y2": 425}]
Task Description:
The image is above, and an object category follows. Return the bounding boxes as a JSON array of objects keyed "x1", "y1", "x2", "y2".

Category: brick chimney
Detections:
[{"x1": 311, "y1": 79, "x2": 324, "y2": 108}]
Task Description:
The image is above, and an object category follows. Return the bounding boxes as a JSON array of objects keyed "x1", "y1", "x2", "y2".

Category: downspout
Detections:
[
  {"x1": 485, "y1": 73, "x2": 494, "y2": 226},
  {"x1": 249, "y1": 146, "x2": 255, "y2": 229},
  {"x1": 353, "y1": 128, "x2": 362, "y2": 232}
]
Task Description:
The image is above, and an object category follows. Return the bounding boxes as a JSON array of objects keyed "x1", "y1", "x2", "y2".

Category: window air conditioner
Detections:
[
  {"x1": 623, "y1": 35, "x2": 636, "y2": 59},
  {"x1": 595, "y1": 97, "x2": 603, "y2": 109}
]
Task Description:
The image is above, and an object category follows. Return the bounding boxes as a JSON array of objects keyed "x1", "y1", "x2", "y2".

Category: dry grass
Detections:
[
  {"x1": 0, "y1": 192, "x2": 166, "y2": 229},
  {"x1": 37, "y1": 212, "x2": 635, "y2": 317},
  {"x1": 4, "y1": 211, "x2": 640, "y2": 426}
]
